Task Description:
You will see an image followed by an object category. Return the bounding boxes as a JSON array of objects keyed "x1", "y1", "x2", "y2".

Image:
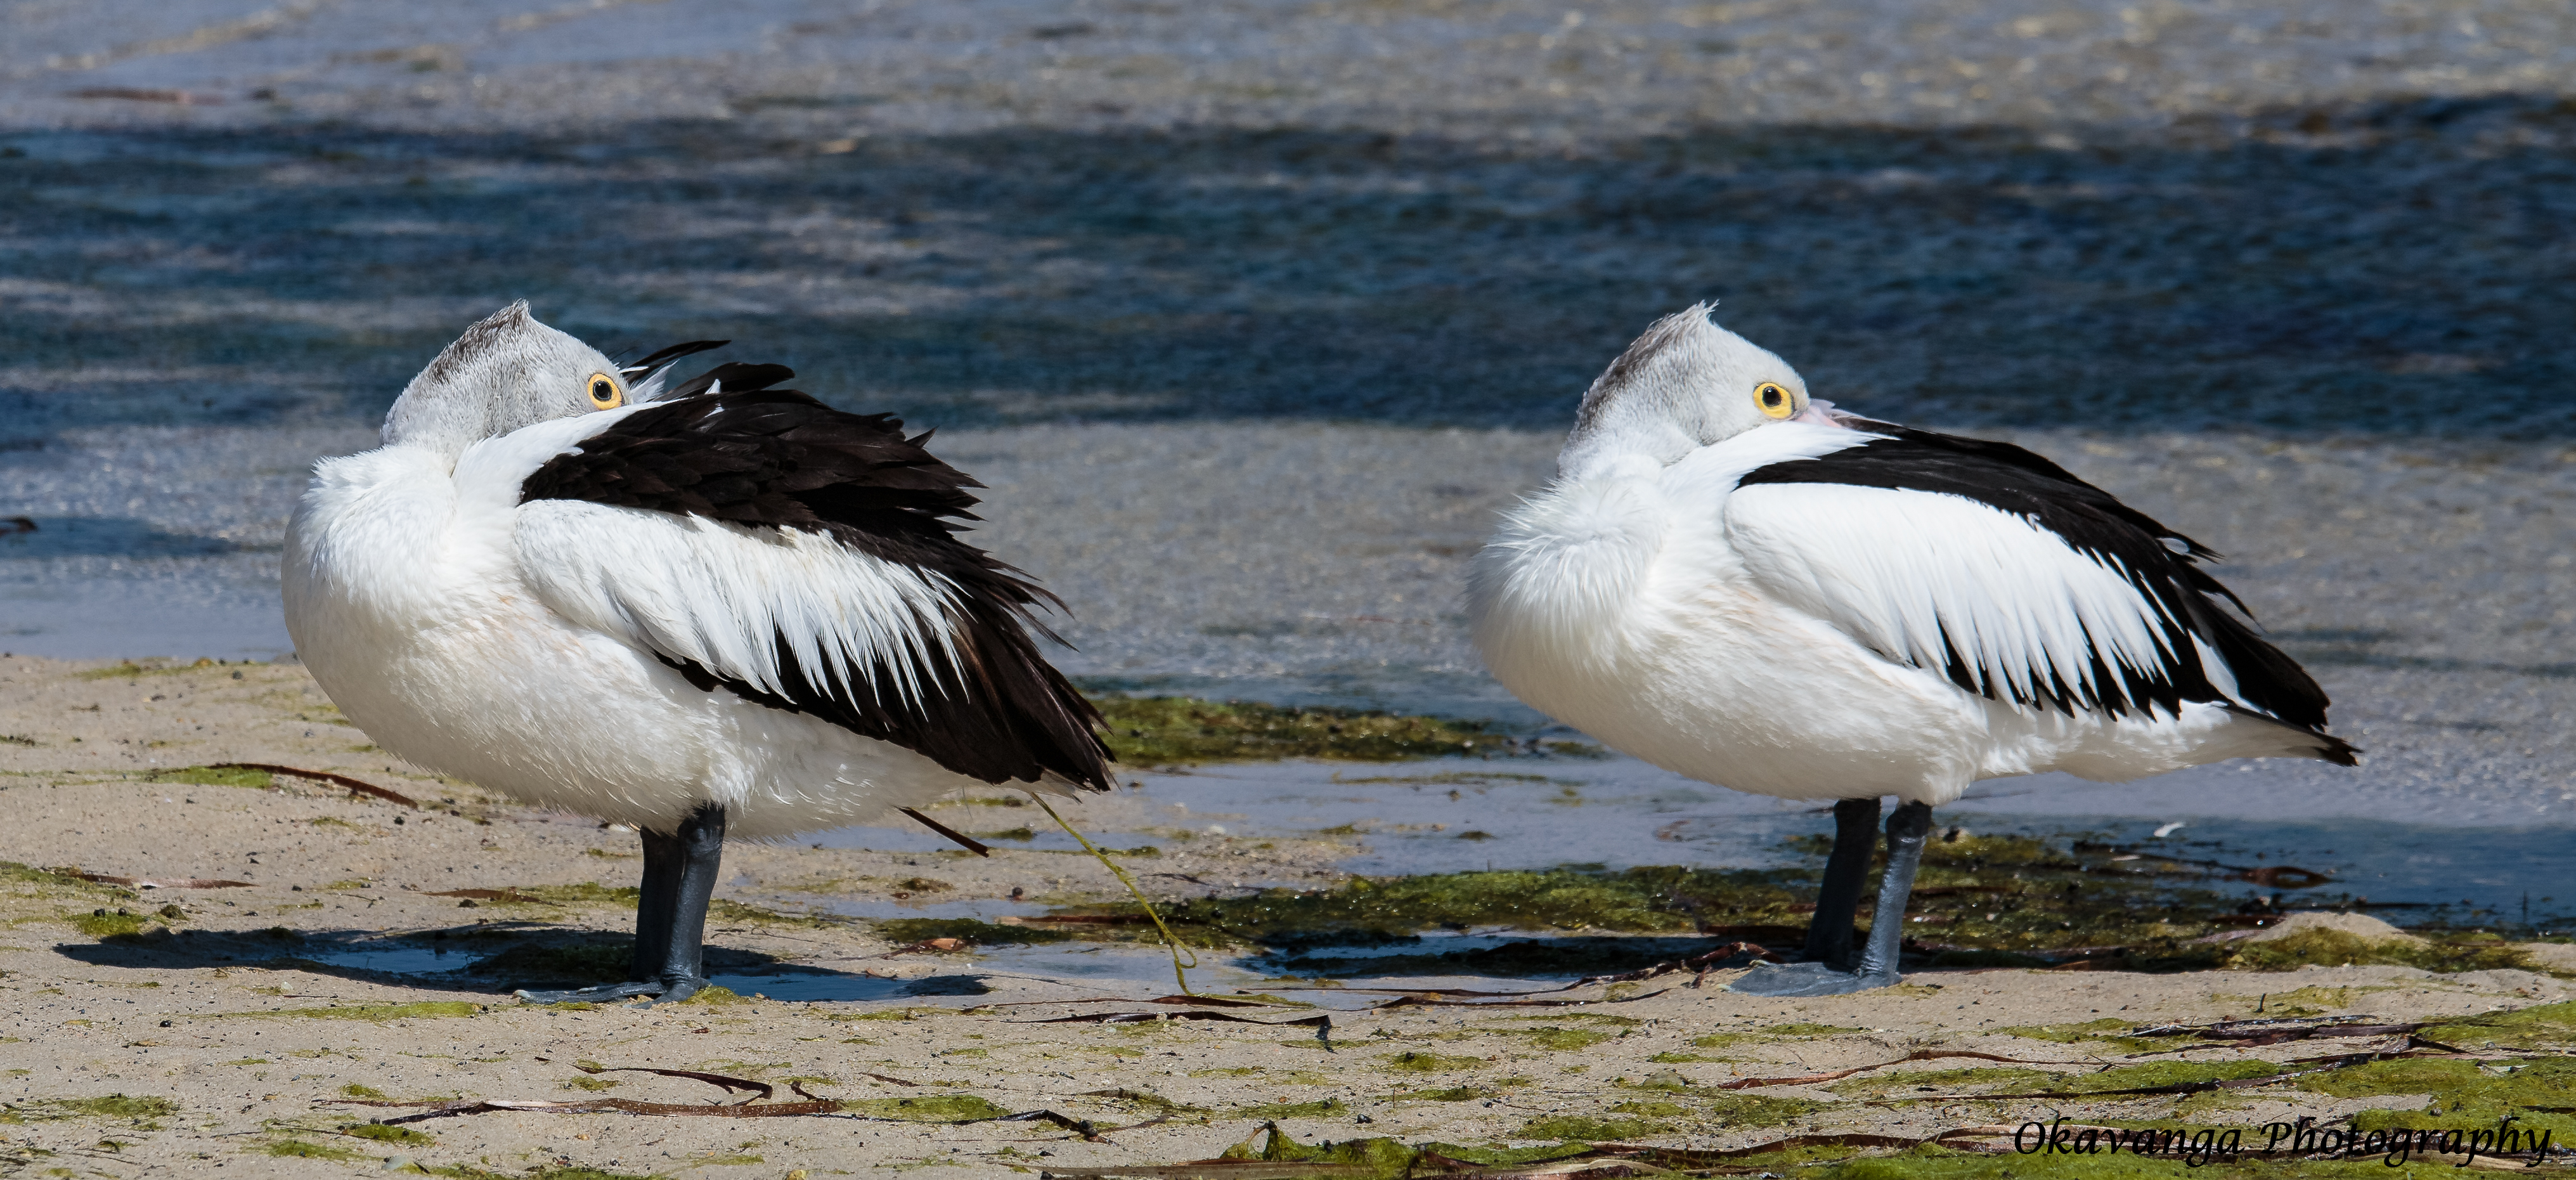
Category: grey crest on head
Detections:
[
  {"x1": 1557, "y1": 304, "x2": 1807, "y2": 479},
  {"x1": 381, "y1": 302, "x2": 624, "y2": 457}
]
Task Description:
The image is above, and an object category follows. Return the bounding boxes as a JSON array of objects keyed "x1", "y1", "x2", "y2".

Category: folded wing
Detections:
[
  {"x1": 1726, "y1": 427, "x2": 2334, "y2": 733},
  {"x1": 514, "y1": 383, "x2": 1112, "y2": 791}
]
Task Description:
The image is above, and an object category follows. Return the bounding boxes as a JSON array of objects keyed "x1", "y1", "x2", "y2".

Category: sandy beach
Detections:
[{"x1": 4, "y1": 654, "x2": 2576, "y2": 1176}]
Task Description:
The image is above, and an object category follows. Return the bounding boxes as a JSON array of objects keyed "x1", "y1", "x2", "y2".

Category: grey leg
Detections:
[
  {"x1": 629, "y1": 824, "x2": 682, "y2": 980},
  {"x1": 1801, "y1": 797, "x2": 1881, "y2": 969},
  {"x1": 645, "y1": 802, "x2": 727, "y2": 1003},
  {"x1": 517, "y1": 803, "x2": 726, "y2": 1005},
  {"x1": 1729, "y1": 800, "x2": 1932, "y2": 997},
  {"x1": 1854, "y1": 801, "x2": 1932, "y2": 981}
]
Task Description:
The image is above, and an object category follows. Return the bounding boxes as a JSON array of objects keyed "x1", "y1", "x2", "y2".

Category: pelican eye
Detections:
[
  {"x1": 1755, "y1": 381, "x2": 1794, "y2": 419},
  {"x1": 586, "y1": 372, "x2": 624, "y2": 410}
]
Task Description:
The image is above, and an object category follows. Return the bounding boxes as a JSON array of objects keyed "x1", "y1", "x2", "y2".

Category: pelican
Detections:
[
  {"x1": 284, "y1": 303, "x2": 1110, "y2": 1003},
  {"x1": 1467, "y1": 307, "x2": 2355, "y2": 997}
]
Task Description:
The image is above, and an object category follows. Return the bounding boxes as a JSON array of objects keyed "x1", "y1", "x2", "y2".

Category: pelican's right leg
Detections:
[
  {"x1": 1728, "y1": 800, "x2": 1930, "y2": 997},
  {"x1": 1802, "y1": 797, "x2": 1882, "y2": 969},
  {"x1": 516, "y1": 803, "x2": 725, "y2": 1006}
]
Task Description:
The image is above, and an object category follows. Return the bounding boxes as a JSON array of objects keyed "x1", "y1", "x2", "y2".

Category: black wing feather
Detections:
[
  {"x1": 618, "y1": 339, "x2": 730, "y2": 377},
  {"x1": 1738, "y1": 425, "x2": 2343, "y2": 750},
  {"x1": 660, "y1": 361, "x2": 796, "y2": 401},
  {"x1": 519, "y1": 380, "x2": 1113, "y2": 791}
]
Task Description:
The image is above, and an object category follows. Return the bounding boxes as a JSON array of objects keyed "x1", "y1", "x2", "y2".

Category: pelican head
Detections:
[
  {"x1": 381, "y1": 302, "x2": 631, "y2": 458},
  {"x1": 1556, "y1": 305, "x2": 1830, "y2": 481}
]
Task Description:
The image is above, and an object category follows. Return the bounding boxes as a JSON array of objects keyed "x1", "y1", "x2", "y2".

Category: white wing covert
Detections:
[
  {"x1": 515, "y1": 501, "x2": 963, "y2": 712},
  {"x1": 1714, "y1": 425, "x2": 2341, "y2": 729},
  {"x1": 1725, "y1": 483, "x2": 2189, "y2": 715}
]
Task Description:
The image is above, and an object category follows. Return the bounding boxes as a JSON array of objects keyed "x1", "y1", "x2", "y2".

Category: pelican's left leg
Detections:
[
  {"x1": 516, "y1": 803, "x2": 727, "y2": 1005},
  {"x1": 1728, "y1": 801, "x2": 1932, "y2": 997}
]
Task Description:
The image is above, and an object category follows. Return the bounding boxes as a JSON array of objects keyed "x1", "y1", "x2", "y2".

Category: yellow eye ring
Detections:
[
  {"x1": 586, "y1": 372, "x2": 624, "y2": 410},
  {"x1": 1755, "y1": 382, "x2": 1794, "y2": 419}
]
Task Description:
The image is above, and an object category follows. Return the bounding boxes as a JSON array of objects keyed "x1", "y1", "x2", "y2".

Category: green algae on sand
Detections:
[
  {"x1": 145, "y1": 764, "x2": 274, "y2": 789},
  {"x1": 994, "y1": 815, "x2": 2535, "y2": 986},
  {"x1": 2045, "y1": 1060, "x2": 2285, "y2": 1094},
  {"x1": 263, "y1": 1137, "x2": 368, "y2": 1160},
  {"x1": 836, "y1": 1094, "x2": 1013, "y2": 1122},
  {"x1": 1514, "y1": 1084, "x2": 1819, "y2": 1139},
  {"x1": 0, "y1": 1094, "x2": 178, "y2": 1127},
  {"x1": 873, "y1": 916, "x2": 1071, "y2": 945},
  {"x1": 1991, "y1": 1018, "x2": 2195, "y2": 1054},
  {"x1": 1037, "y1": 833, "x2": 2292, "y2": 968},
  {"x1": 1504, "y1": 1025, "x2": 1620, "y2": 1051},
  {"x1": 1382, "y1": 1051, "x2": 1485, "y2": 1073},
  {"x1": 342, "y1": 1122, "x2": 434, "y2": 1146},
  {"x1": 669, "y1": 983, "x2": 754, "y2": 1007},
  {"x1": 1068, "y1": 864, "x2": 1799, "y2": 950},
  {"x1": 1091, "y1": 696, "x2": 1595, "y2": 764},
  {"x1": 2421, "y1": 999, "x2": 2576, "y2": 1049},
  {"x1": 1219, "y1": 1123, "x2": 1424, "y2": 1179},
  {"x1": 1516, "y1": 1113, "x2": 1675, "y2": 1141},
  {"x1": 517, "y1": 881, "x2": 640, "y2": 905},
  {"x1": 2225, "y1": 928, "x2": 2538, "y2": 974},
  {"x1": 1273, "y1": 934, "x2": 1726, "y2": 978},
  {"x1": 0, "y1": 860, "x2": 125, "y2": 895},
  {"x1": 1240, "y1": 1097, "x2": 1350, "y2": 1118},
  {"x1": 217, "y1": 1001, "x2": 484, "y2": 1021},
  {"x1": 70, "y1": 906, "x2": 158, "y2": 938},
  {"x1": 2307, "y1": 1054, "x2": 2576, "y2": 1139},
  {"x1": 1829, "y1": 1065, "x2": 2055, "y2": 1098}
]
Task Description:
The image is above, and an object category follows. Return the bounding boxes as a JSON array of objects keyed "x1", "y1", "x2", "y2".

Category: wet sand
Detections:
[{"x1": 5, "y1": 654, "x2": 2576, "y2": 1175}]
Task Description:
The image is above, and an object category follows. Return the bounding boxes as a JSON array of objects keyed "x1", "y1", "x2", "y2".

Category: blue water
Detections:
[{"x1": 973, "y1": 758, "x2": 2576, "y2": 929}]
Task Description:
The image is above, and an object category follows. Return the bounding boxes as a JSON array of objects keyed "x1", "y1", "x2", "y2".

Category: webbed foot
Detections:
[
  {"x1": 515, "y1": 973, "x2": 708, "y2": 1007},
  {"x1": 1724, "y1": 961, "x2": 1900, "y2": 997}
]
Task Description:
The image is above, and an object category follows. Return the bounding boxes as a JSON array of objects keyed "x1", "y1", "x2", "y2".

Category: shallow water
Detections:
[
  {"x1": 5, "y1": 1, "x2": 2570, "y2": 994},
  {"x1": 1062, "y1": 758, "x2": 2576, "y2": 924},
  {"x1": 268, "y1": 749, "x2": 2575, "y2": 1002}
]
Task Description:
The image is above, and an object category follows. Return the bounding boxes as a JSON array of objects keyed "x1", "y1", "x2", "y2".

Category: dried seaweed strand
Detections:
[
  {"x1": 1711, "y1": 1049, "x2": 2094, "y2": 1091},
  {"x1": 52, "y1": 868, "x2": 252, "y2": 890},
  {"x1": 1879, "y1": 1052, "x2": 2394, "y2": 1105},
  {"x1": 577, "y1": 1062, "x2": 772, "y2": 1101},
  {"x1": 327, "y1": 1096, "x2": 835, "y2": 1120},
  {"x1": 212, "y1": 762, "x2": 418, "y2": 808},
  {"x1": 1031, "y1": 793, "x2": 1199, "y2": 995},
  {"x1": 1015, "y1": 1009, "x2": 1333, "y2": 1032}
]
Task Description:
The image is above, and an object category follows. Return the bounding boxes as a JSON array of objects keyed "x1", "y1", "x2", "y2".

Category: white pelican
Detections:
[
  {"x1": 1467, "y1": 307, "x2": 2355, "y2": 997},
  {"x1": 284, "y1": 303, "x2": 1111, "y2": 1003}
]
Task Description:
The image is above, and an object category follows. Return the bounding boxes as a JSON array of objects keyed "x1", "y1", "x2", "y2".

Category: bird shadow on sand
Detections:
[{"x1": 55, "y1": 924, "x2": 992, "y2": 1001}]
